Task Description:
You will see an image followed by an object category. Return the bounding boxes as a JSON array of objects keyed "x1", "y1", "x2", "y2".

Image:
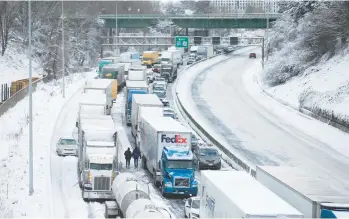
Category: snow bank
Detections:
[
  {"x1": 243, "y1": 59, "x2": 349, "y2": 160},
  {"x1": 263, "y1": 46, "x2": 349, "y2": 121},
  {"x1": 0, "y1": 71, "x2": 95, "y2": 217},
  {"x1": 0, "y1": 46, "x2": 42, "y2": 85}
]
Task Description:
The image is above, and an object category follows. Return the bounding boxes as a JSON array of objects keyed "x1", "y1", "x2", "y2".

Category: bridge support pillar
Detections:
[
  {"x1": 185, "y1": 28, "x2": 188, "y2": 36},
  {"x1": 109, "y1": 28, "x2": 113, "y2": 44}
]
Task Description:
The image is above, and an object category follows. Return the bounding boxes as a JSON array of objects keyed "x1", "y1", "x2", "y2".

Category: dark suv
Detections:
[
  {"x1": 193, "y1": 147, "x2": 221, "y2": 170},
  {"x1": 249, "y1": 53, "x2": 256, "y2": 58}
]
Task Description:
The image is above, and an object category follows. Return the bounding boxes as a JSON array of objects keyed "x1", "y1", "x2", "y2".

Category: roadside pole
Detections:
[{"x1": 28, "y1": 0, "x2": 34, "y2": 195}]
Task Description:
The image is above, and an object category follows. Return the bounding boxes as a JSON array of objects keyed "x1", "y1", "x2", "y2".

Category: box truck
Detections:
[
  {"x1": 131, "y1": 94, "x2": 163, "y2": 137},
  {"x1": 101, "y1": 63, "x2": 125, "y2": 89},
  {"x1": 142, "y1": 51, "x2": 159, "y2": 67},
  {"x1": 161, "y1": 50, "x2": 182, "y2": 67},
  {"x1": 199, "y1": 170, "x2": 303, "y2": 218},
  {"x1": 124, "y1": 80, "x2": 149, "y2": 126},
  {"x1": 139, "y1": 115, "x2": 197, "y2": 197},
  {"x1": 256, "y1": 166, "x2": 349, "y2": 218},
  {"x1": 196, "y1": 45, "x2": 214, "y2": 60}
]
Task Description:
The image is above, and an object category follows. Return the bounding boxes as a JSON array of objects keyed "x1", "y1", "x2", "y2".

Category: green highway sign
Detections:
[{"x1": 175, "y1": 36, "x2": 189, "y2": 48}]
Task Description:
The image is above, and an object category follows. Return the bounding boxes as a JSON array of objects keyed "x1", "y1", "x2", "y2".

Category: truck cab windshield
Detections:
[
  {"x1": 162, "y1": 58, "x2": 170, "y2": 62},
  {"x1": 167, "y1": 160, "x2": 193, "y2": 169},
  {"x1": 90, "y1": 163, "x2": 112, "y2": 170},
  {"x1": 142, "y1": 57, "x2": 152, "y2": 61}
]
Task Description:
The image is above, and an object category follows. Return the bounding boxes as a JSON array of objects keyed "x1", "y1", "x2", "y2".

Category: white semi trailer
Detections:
[
  {"x1": 104, "y1": 172, "x2": 171, "y2": 218},
  {"x1": 131, "y1": 94, "x2": 163, "y2": 137},
  {"x1": 199, "y1": 170, "x2": 304, "y2": 218},
  {"x1": 256, "y1": 166, "x2": 349, "y2": 218}
]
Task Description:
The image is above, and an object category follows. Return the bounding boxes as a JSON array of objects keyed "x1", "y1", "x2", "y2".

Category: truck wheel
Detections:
[
  {"x1": 153, "y1": 173, "x2": 160, "y2": 188},
  {"x1": 161, "y1": 185, "x2": 167, "y2": 198}
]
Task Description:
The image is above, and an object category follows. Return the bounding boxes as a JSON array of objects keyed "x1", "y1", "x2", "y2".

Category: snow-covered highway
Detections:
[{"x1": 176, "y1": 48, "x2": 349, "y2": 195}]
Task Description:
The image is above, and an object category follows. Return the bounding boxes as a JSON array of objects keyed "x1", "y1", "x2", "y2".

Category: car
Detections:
[
  {"x1": 160, "y1": 98, "x2": 170, "y2": 107},
  {"x1": 191, "y1": 134, "x2": 198, "y2": 150},
  {"x1": 163, "y1": 107, "x2": 175, "y2": 114},
  {"x1": 187, "y1": 58, "x2": 195, "y2": 65},
  {"x1": 56, "y1": 137, "x2": 78, "y2": 156},
  {"x1": 163, "y1": 110, "x2": 178, "y2": 120},
  {"x1": 249, "y1": 53, "x2": 256, "y2": 58},
  {"x1": 193, "y1": 147, "x2": 221, "y2": 170},
  {"x1": 184, "y1": 197, "x2": 200, "y2": 218},
  {"x1": 152, "y1": 64, "x2": 161, "y2": 73},
  {"x1": 147, "y1": 71, "x2": 155, "y2": 83},
  {"x1": 153, "y1": 77, "x2": 167, "y2": 88}
]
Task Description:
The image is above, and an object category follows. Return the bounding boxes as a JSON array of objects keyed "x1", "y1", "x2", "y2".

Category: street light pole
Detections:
[
  {"x1": 266, "y1": 0, "x2": 270, "y2": 61},
  {"x1": 115, "y1": 2, "x2": 118, "y2": 55},
  {"x1": 62, "y1": 0, "x2": 65, "y2": 98},
  {"x1": 28, "y1": 0, "x2": 34, "y2": 196}
]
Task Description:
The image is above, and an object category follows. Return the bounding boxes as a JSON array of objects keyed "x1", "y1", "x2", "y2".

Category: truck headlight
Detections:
[{"x1": 164, "y1": 182, "x2": 172, "y2": 187}]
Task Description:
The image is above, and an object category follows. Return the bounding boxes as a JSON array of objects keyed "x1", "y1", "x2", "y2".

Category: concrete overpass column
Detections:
[
  {"x1": 109, "y1": 28, "x2": 113, "y2": 44},
  {"x1": 185, "y1": 28, "x2": 188, "y2": 36}
]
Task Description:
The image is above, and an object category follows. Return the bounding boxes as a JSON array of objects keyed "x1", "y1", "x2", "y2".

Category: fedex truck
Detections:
[{"x1": 139, "y1": 115, "x2": 197, "y2": 197}]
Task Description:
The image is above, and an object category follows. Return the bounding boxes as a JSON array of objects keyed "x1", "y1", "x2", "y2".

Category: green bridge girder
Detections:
[{"x1": 99, "y1": 14, "x2": 280, "y2": 29}]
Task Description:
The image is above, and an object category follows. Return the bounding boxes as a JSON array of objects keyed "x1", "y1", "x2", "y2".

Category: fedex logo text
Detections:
[{"x1": 161, "y1": 134, "x2": 187, "y2": 144}]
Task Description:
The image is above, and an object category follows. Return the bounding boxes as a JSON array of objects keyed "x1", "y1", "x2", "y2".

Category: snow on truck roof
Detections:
[
  {"x1": 140, "y1": 106, "x2": 164, "y2": 118},
  {"x1": 257, "y1": 166, "x2": 349, "y2": 203},
  {"x1": 126, "y1": 80, "x2": 148, "y2": 88},
  {"x1": 143, "y1": 115, "x2": 190, "y2": 133},
  {"x1": 133, "y1": 94, "x2": 162, "y2": 105},
  {"x1": 86, "y1": 141, "x2": 114, "y2": 147},
  {"x1": 81, "y1": 118, "x2": 115, "y2": 130},
  {"x1": 202, "y1": 170, "x2": 303, "y2": 217},
  {"x1": 85, "y1": 79, "x2": 113, "y2": 89},
  {"x1": 80, "y1": 92, "x2": 106, "y2": 105}
]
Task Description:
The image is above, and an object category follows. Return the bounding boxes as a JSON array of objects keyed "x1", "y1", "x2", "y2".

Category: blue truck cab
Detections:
[
  {"x1": 126, "y1": 89, "x2": 148, "y2": 126},
  {"x1": 320, "y1": 203, "x2": 349, "y2": 218},
  {"x1": 160, "y1": 146, "x2": 198, "y2": 197}
]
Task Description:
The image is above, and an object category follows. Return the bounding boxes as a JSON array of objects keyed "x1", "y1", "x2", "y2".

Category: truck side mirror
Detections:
[{"x1": 76, "y1": 122, "x2": 78, "y2": 128}]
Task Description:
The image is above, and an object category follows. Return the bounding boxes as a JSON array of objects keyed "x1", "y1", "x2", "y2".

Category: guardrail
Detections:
[
  {"x1": 0, "y1": 67, "x2": 94, "y2": 118},
  {"x1": 257, "y1": 78, "x2": 349, "y2": 135},
  {"x1": 174, "y1": 47, "x2": 257, "y2": 177}
]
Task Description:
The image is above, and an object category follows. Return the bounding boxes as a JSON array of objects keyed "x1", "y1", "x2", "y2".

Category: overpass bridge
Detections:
[{"x1": 99, "y1": 13, "x2": 281, "y2": 29}]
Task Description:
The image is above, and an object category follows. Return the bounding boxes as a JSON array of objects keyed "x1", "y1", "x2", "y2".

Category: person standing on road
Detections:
[
  {"x1": 132, "y1": 146, "x2": 141, "y2": 168},
  {"x1": 124, "y1": 148, "x2": 132, "y2": 168}
]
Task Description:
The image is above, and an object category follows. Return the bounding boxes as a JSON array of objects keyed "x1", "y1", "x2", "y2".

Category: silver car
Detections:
[{"x1": 56, "y1": 137, "x2": 78, "y2": 156}]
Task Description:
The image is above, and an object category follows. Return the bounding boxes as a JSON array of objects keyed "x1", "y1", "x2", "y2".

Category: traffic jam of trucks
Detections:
[{"x1": 53, "y1": 48, "x2": 349, "y2": 219}]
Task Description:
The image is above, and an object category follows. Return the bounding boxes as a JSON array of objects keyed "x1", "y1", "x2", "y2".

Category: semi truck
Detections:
[
  {"x1": 135, "y1": 106, "x2": 164, "y2": 148},
  {"x1": 199, "y1": 170, "x2": 304, "y2": 218},
  {"x1": 82, "y1": 89, "x2": 112, "y2": 115},
  {"x1": 104, "y1": 172, "x2": 171, "y2": 218},
  {"x1": 124, "y1": 80, "x2": 149, "y2": 126},
  {"x1": 161, "y1": 50, "x2": 182, "y2": 67},
  {"x1": 256, "y1": 166, "x2": 349, "y2": 218},
  {"x1": 160, "y1": 62, "x2": 177, "y2": 83},
  {"x1": 84, "y1": 78, "x2": 118, "y2": 103},
  {"x1": 196, "y1": 45, "x2": 214, "y2": 60},
  {"x1": 142, "y1": 51, "x2": 159, "y2": 67},
  {"x1": 98, "y1": 57, "x2": 121, "y2": 76},
  {"x1": 77, "y1": 115, "x2": 119, "y2": 201},
  {"x1": 101, "y1": 63, "x2": 125, "y2": 89},
  {"x1": 139, "y1": 115, "x2": 197, "y2": 197},
  {"x1": 131, "y1": 94, "x2": 163, "y2": 137},
  {"x1": 120, "y1": 51, "x2": 140, "y2": 62}
]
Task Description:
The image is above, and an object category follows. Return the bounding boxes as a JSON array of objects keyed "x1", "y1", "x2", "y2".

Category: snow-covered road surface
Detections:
[
  {"x1": 49, "y1": 85, "x2": 104, "y2": 218},
  {"x1": 177, "y1": 48, "x2": 349, "y2": 194}
]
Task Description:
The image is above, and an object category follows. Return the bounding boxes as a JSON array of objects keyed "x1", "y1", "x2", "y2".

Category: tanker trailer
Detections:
[{"x1": 104, "y1": 172, "x2": 172, "y2": 218}]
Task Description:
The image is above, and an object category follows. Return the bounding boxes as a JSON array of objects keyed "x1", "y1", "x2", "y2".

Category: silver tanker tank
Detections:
[{"x1": 105, "y1": 172, "x2": 171, "y2": 218}]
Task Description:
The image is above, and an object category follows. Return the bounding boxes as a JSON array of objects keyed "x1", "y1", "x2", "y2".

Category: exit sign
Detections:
[{"x1": 175, "y1": 36, "x2": 189, "y2": 48}]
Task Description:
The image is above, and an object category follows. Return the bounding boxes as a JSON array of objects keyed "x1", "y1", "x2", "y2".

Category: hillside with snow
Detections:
[
  {"x1": 0, "y1": 46, "x2": 42, "y2": 85},
  {"x1": 261, "y1": 1, "x2": 349, "y2": 126}
]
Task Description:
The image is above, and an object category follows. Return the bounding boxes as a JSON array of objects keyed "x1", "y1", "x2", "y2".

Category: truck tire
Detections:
[
  {"x1": 153, "y1": 172, "x2": 160, "y2": 188},
  {"x1": 142, "y1": 156, "x2": 147, "y2": 170},
  {"x1": 161, "y1": 185, "x2": 167, "y2": 198}
]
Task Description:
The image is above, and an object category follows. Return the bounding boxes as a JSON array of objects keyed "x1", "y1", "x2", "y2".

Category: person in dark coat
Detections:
[
  {"x1": 124, "y1": 148, "x2": 132, "y2": 168},
  {"x1": 132, "y1": 146, "x2": 141, "y2": 168}
]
